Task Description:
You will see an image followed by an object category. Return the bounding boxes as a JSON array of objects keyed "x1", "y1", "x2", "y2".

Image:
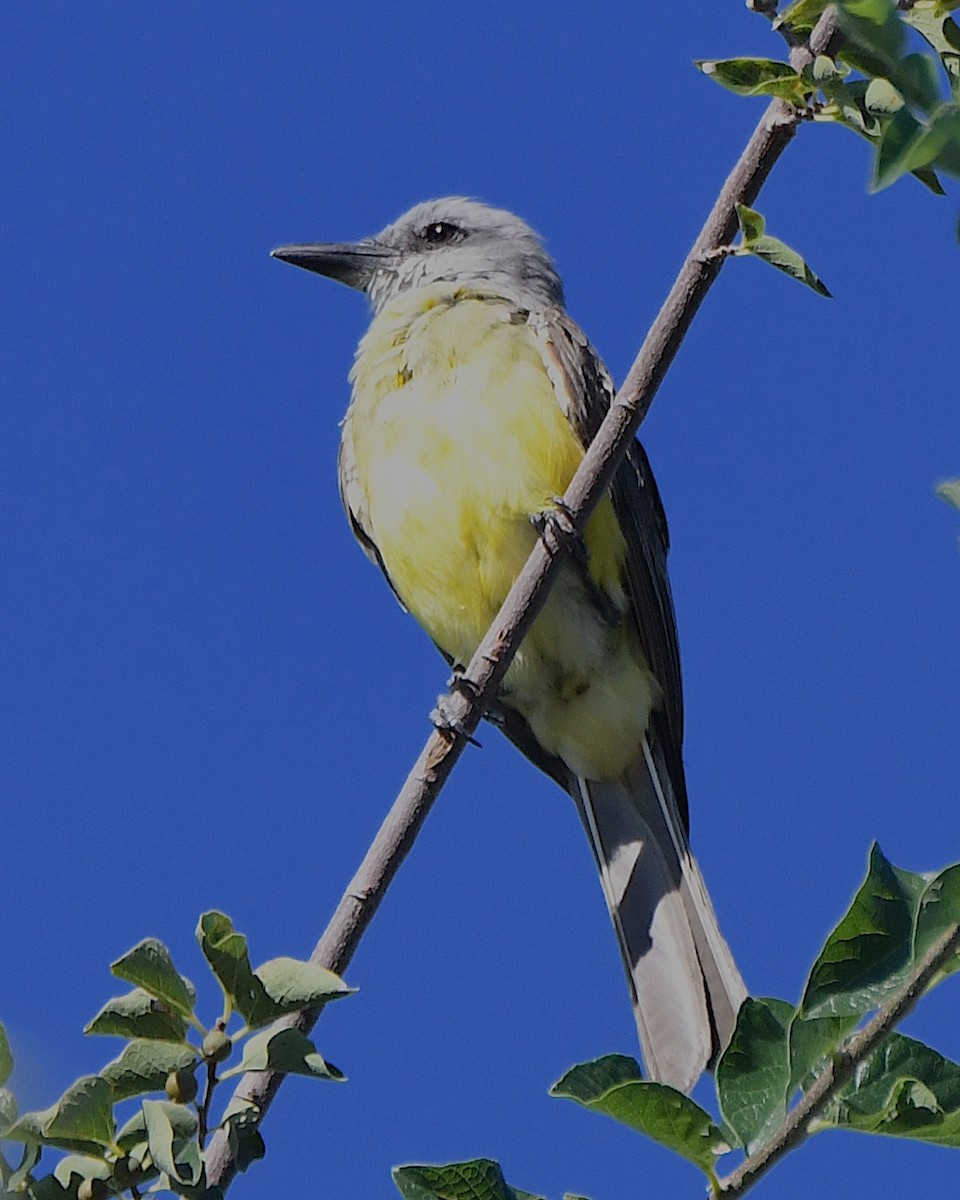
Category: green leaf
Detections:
[
  {"x1": 874, "y1": 106, "x2": 926, "y2": 188},
  {"x1": 913, "y1": 862, "x2": 960, "y2": 976},
  {"x1": 85, "y1": 988, "x2": 188, "y2": 1042},
  {"x1": 550, "y1": 1055, "x2": 727, "y2": 1176},
  {"x1": 53, "y1": 1155, "x2": 111, "y2": 1189},
  {"x1": 735, "y1": 203, "x2": 765, "y2": 243},
  {"x1": 894, "y1": 54, "x2": 944, "y2": 114},
  {"x1": 735, "y1": 205, "x2": 831, "y2": 297},
  {"x1": 197, "y1": 916, "x2": 354, "y2": 1028},
  {"x1": 553, "y1": 1051, "x2": 641, "y2": 1092},
  {"x1": 224, "y1": 1027, "x2": 345, "y2": 1080},
  {"x1": 776, "y1": 0, "x2": 830, "y2": 37},
  {"x1": 839, "y1": 0, "x2": 906, "y2": 66},
  {"x1": 900, "y1": 103, "x2": 960, "y2": 180},
  {"x1": 393, "y1": 1159, "x2": 541, "y2": 1200},
  {"x1": 787, "y1": 1012, "x2": 858, "y2": 1095},
  {"x1": 250, "y1": 957, "x2": 354, "y2": 1023},
  {"x1": 801, "y1": 844, "x2": 927, "y2": 1017},
  {"x1": 7, "y1": 1076, "x2": 115, "y2": 1155},
  {"x1": 739, "y1": 234, "x2": 832, "y2": 297},
  {"x1": 903, "y1": 6, "x2": 960, "y2": 93},
  {"x1": 142, "y1": 1098, "x2": 203, "y2": 1188},
  {"x1": 117, "y1": 1100, "x2": 196, "y2": 1154},
  {"x1": 817, "y1": 79, "x2": 947, "y2": 191},
  {"x1": 6, "y1": 1143, "x2": 41, "y2": 1193},
  {"x1": 112, "y1": 939, "x2": 197, "y2": 1021},
  {"x1": 99, "y1": 1039, "x2": 197, "y2": 1102},
  {"x1": 864, "y1": 77, "x2": 905, "y2": 115},
  {"x1": 20, "y1": 1179, "x2": 75, "y2": 1200},
  {"x1": 716, "y1": 997, "x2": 794, "y2": 1151},
  {"x1": 696, "y1": 58, "x2": 811, "y2": 103},
  {"x1": 0, "y1": 1024, "x2": 12, "y2": 1088},
  {"x1": 842, "y1": 0, "x2": 897, "y2": 21},
  {"x1": 937, "y1": 479, "x2": 960, "y2": 508},
  {"x1": 0, "y1": 1087, "x2": 17, "y2": 1136},
  {"x1": 810, "y1": 54, "x2": 849, "y2": 84},
  {"x1": 221, "y1": 1105, "x2": 266, "y2": 1174},
  {"x1": 42, "y1": 1076, "x2": 115, "y2": 1154},
  {"x1": 196, "y1": 911, "x2": 276, "y2": 1026},
  {"x1": 818, "y1": 77, "x2": 882, "y2": 135},
  {"x1": 822, "y1": 1033, "x2": 960, "y2": 1145},
  {"x1": 910, "y1": 164, "x2": 948, "y2": 193}
]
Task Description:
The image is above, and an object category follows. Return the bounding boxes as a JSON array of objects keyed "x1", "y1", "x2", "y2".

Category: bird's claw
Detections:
[
  {"x1": 530, "y1": 497, "x2": 588, "y2": 565},
  {"x1": 446, "y1": 669, "x2": 480, "y2": 702},
  {"x1": 431, "y1": 693, "x2": 482, "y2": 748}
]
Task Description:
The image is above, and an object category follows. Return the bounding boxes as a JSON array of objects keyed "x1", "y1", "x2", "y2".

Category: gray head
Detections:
[{"x1": 272, "y1": 198, "x2": 565, "y2": 314}]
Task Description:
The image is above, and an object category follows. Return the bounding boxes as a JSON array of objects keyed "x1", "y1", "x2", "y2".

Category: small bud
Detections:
[
  {"x1": 77, "y1": 1179, "x2": 109, "y2": 1200},
  {"x1": 165, "y1": 1066, "x2": 199, "y2": 1104},
  {"x1": 202, "y1": 1027, "x2": 233, "y2": 1064}
]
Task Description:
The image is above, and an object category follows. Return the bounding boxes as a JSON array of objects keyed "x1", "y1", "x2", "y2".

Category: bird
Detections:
[{"x1": 272, "y1": 198, "x2": 746, "y2": 1093}]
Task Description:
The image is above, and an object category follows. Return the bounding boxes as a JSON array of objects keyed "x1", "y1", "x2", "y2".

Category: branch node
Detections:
[{"x1": 697, "y1": 245, "x2": 737, "y2": 264}]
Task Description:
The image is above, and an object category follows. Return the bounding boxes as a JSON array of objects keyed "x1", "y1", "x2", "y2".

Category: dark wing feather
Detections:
[{"x1": 529, "y1": 309, "x2": 689, "y2": 829}]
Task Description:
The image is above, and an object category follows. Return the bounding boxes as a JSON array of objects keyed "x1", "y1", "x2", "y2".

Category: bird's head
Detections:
[{"x1": 272, "y1": 197, "x2": 564, "y2": 313}]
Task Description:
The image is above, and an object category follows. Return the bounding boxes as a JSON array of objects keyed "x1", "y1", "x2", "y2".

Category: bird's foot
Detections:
[
  {"x1": 446, "y1": 669, "x2": 480, "y2": 701},
  {"x1": 431, "y1": 691, "x2": 482, "y2": 748},
  {"x1": 530, "y1": 497, "x2": 587, "y2": 566}
]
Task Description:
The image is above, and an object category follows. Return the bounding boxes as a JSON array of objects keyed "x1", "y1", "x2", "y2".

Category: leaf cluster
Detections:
[
  {"x1": 393, "y1": 846, "x2": 960, "y2": 1199},
  {"x1": 698, "y1": 0, "x2": 960, "y2": 200},
  {"x1": 0, "y1": 913, "x2": 353, "y2": 1200}
]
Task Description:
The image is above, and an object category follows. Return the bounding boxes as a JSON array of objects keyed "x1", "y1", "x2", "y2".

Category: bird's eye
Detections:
[{"x1": 419, "y1": 221, "x2": 462, "y2": 245}]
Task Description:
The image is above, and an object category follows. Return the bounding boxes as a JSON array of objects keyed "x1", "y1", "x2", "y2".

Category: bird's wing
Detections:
[
  {"x1": 528, "y1": 308, "x2": 689, "y2": 827},
  {"x1": 337, "y1": 417, "x2": 409, "y2": 612}
]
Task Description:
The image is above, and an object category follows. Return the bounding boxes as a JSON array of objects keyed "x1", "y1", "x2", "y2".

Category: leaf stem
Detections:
[
  {"x1": 712, "y1": 922, "x2": 960, "y2": 1198},
  {"x1": 748, "y1": 0, "x2": 803, "y2": 49}
]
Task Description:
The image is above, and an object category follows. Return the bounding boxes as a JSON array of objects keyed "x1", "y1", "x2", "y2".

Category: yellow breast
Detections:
[{"x1": 342, "y1": 286, "x2": 656, "y2": 779}]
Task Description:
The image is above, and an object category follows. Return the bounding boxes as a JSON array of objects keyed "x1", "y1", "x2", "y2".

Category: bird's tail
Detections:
[{"x1": 571, "y1": 735, "x2": 746, "y2": 1093}]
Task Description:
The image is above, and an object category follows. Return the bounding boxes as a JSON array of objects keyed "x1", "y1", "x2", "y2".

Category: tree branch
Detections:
[
  {"x1": 205, "y1": 8, "x2": 842, "y2": 1190},
  {"x1": 713, "y1": 922, "x2": 960, "y2": 1198}
]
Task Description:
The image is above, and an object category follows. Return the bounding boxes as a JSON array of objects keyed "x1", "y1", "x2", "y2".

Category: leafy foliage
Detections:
[
  {"x1": 699, "y1": 0, "x2": 960, "y2": 211},
  {"x1": 937, "y1": 478, "x2": 960, "y2": 510},
  {"x1": 393, "y1": 1159, "x2": 544, "y2": 1200},
  {"x1": 403, "y1": 848, "x2": 960, "y2": 1197},
  {"x1": 734, "y1": 204, "x2": 832, "y2": 295},
  {"x1": 0, "y1": 915, "x2": 352, "y2": 1199},
  {"x1": 550, "y1": 1056, "x2": 727, "y2": 1175}
]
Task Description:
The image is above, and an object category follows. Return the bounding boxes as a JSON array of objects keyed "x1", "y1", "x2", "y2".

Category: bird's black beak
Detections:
[{"x1": 270, "y1": 241, "x2": 391, "y2": 293}]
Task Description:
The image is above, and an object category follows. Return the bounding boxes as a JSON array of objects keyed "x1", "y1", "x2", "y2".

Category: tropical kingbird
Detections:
[{"x1": 272, "y1": 198, "x2": 746, "y2": 1092}]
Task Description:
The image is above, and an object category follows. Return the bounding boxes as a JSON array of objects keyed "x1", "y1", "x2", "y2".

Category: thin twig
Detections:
[
  {"x1": 747, "y1": 0, "x2": 802, "y2": 50},
  {"x1": 204, "y1": 9, "x2": 842, "y2": 1190},
  {"x1": 197, "y1": 1059, "x2": 218, "y2": 1149},
  {"x1": 713, "y1": 923, "x2": 960, "y2": 1198}
]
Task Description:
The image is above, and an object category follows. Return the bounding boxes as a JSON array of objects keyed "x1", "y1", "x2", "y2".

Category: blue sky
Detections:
[{"x1": 2, "y1": 4, "x2": 959, "y2": 1198}]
